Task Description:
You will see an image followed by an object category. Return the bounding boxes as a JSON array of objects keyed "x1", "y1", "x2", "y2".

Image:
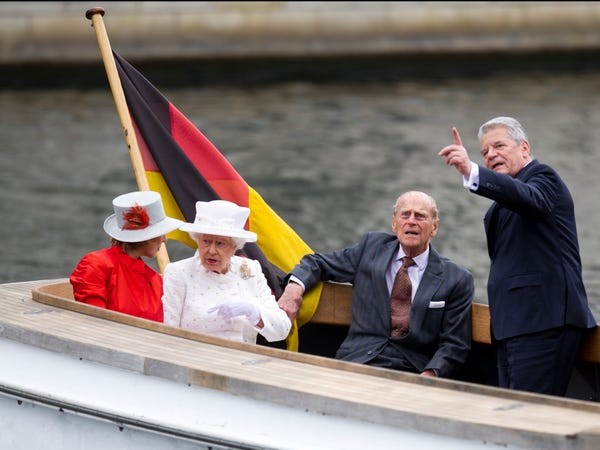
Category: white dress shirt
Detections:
[
  {"x1": 463, "y1": 161, "x2": 480, "y2": 190},
  {"x1": 386, "y1": 247, "x2": 429, "y2": 302}
]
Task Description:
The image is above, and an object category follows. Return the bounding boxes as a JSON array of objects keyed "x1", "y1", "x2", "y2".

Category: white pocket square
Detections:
[{"x1": 428, "y1": 301, "x2": 446, "y2": 309}]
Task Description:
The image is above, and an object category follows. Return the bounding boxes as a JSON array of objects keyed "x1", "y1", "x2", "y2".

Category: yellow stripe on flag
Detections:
[
  {"x1": 146, "y1": 171, "x2": 196, "y2": 248},
  {"x1": 248, "y1": 187, "x2": 323, "y2": 351}
]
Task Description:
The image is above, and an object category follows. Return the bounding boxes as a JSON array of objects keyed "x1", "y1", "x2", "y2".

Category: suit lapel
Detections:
[
  {"x1": 410, "y1": 246, "x2": 443, "y2": 331},
  {"x1": 373, "y1": 239, "x2": 399, "y2": 324}
]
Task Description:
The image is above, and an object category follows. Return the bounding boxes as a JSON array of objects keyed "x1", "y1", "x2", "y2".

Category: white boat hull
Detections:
[
  {"x1": 1, "y1": 280, "x2": 599, "y2": 450},
  {"x1": 0, "y1": 338, "x2": 521, "y2": 450}
]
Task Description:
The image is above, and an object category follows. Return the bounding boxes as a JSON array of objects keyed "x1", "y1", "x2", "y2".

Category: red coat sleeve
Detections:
[{"x1": 70, "y1": 251, "x2": 112, "y2": 308}]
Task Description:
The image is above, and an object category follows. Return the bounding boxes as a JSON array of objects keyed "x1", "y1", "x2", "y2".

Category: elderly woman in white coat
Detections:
[{"x1": 162, "y1": 200, "x2": 291, "y2": 344}]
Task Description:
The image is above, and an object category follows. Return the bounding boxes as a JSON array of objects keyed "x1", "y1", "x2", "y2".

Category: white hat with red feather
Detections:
[{"x1": 103, "y1": 191, "x2": 183, "y2": 242}]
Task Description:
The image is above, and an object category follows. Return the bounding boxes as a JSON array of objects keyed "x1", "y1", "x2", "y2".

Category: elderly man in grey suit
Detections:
[{"x1": 278, "y1": 191, "x2": 474, "y2": 378}]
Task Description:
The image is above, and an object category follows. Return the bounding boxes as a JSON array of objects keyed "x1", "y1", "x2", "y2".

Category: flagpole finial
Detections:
[{"x1": 85, "y1": 7, "x2": 105, "y2": 21}]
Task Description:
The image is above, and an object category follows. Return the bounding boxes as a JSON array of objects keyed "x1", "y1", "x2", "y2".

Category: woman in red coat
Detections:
[{"x1": 70, "y1": 191, "x2": 183, "y2": 322}]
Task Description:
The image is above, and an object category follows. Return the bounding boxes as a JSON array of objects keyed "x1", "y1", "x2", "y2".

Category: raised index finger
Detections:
[{"x1": 452, "y1": 126, "x2": 463, "y2": 146}]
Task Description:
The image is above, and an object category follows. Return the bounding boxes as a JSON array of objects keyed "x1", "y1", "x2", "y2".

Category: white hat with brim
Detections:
[
  {"x1": 179, "y1": 200, "x2": 257, "y2": 242},
  {"x1": 103, "y1": 191, "x2": 184, "y2": 243}
]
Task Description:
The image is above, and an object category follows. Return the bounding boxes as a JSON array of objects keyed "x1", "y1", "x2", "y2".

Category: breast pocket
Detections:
[
  {"x1": 428, "y1": 301, "x2": 446, "y2": 309},
  {"x1": 416, "y1": 302, "x2": 446, "y2": 343}
]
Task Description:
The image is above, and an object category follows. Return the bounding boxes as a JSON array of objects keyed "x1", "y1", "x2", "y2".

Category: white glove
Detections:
[{"x1": 208, "y1": 301, "x2": 261, "y2": 326}]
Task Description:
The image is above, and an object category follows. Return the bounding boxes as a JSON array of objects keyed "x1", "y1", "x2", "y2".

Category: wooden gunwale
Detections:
[
  {"x1": 0, "y1": 279, "x2": 599, "y2": 449},
  {"x1": 30, "y1": 279, "x2": 600, "y2": 400},
  {"x1": 31, "y1": 279, "x2": 600, "y2": 363}
]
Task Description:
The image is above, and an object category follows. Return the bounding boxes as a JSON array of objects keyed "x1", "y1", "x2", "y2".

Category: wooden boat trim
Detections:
[
  {"x1": 0, "y1": 279, "x2": 597, "y2": 449},
  {"x1": 33, "y1": 280, "x2": 600, "y2": 363},
  {"x1": 31, "y1": 280, "x2": 600, "y2": 401}
]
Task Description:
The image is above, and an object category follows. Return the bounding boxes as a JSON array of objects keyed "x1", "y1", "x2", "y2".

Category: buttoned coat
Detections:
[
  {"x1": 291, "y1": 232, "x2": 474, "y2": 377},
  {"x1": 476, "y1": 160, "x2": 596, "y2": 340}
]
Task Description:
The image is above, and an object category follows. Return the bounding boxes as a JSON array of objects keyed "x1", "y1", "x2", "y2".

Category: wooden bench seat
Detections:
[
  {"x1": 34, "y1": 280, "x2": 600, "y2": 364},
  {"x1": 311, "y1": 282, "x2": 600, "y2": 363}
]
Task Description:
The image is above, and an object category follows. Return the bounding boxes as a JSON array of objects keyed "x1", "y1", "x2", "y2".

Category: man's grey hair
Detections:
[
  {"x1": 477, "y1": 116, "x2": 529, "y2": 144},
  {"x1": 393, "y1": 191, "x2": 440, "y2": 226}
]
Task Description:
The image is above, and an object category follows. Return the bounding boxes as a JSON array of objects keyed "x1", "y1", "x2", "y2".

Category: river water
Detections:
[{"x1": 2, "y1": 69, "x2": 600, "y2": 318}]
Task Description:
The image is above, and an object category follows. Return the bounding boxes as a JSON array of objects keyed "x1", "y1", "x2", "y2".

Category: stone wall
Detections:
[{"x1": 2, "y1": 1, "x2": 600, "y2": 64}]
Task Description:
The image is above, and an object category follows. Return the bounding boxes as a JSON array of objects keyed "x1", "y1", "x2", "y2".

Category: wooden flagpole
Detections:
[{"x1": 85, "y1": 7, "x2": 170, "y2": 273}]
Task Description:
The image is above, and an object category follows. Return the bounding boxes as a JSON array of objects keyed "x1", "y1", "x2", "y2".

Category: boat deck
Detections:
[{"x1": 2, "y1": 279, "x2": 600, "y2": 450}]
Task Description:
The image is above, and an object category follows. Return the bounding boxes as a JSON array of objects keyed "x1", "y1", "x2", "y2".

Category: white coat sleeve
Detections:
[{"x1": 251, "y1": 261, "x2": 292, "y2": 342}]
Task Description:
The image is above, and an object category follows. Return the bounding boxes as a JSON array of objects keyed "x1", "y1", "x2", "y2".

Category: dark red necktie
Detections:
[{"x1": 390, "y1": 256, "x2": 415, "y2": 337}]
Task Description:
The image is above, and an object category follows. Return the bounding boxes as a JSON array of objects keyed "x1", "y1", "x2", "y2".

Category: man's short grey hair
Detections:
[
  {"x1": 477, "y1": 116, "x2": 528, "y2": 144},
  {"x1": 393, "y1": 191, "x2": 440, "y2": 226}
]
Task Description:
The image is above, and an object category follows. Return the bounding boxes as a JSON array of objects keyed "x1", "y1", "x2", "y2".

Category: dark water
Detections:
[{"x1": 2, "y1": 72, "x2": 600, "y2": 318}]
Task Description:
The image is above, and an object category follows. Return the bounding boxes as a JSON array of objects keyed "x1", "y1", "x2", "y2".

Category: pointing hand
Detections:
[{"x1": 438, "y1": 126, "x2": 472, "y2": 178}]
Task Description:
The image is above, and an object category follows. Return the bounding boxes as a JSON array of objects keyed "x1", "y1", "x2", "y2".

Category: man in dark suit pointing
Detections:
[
  {"x1": 439, "y1": 116, "x2": 596, "y2": 395},
  {"x1": 278, "y1": 191, "x2": 474, "y2": 378}
]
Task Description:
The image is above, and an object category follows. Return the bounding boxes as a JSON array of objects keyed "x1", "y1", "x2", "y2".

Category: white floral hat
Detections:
[
  {"x1": 179, "y1": 200, "x2": 257, "y2": 242},
  {"x1": 103, "y1": 191, "x2": 183, "y2": 243}
]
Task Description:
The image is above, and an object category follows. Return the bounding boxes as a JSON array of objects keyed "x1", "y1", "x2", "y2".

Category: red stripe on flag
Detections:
[{"x1": 169, "y1": 104, "x2": 248, "y2": 205}]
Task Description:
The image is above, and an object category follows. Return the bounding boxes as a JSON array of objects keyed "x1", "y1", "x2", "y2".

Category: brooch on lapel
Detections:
[{"x1": 239, "y1": 261, "x2": 253, "y2": 280}]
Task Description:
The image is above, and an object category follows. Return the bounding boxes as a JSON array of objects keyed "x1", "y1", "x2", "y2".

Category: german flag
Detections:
[{"x1": 113, "y1": 51, "x2": 321, "y2": 351}]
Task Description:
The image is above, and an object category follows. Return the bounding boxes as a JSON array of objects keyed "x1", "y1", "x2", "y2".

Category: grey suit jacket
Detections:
[{"x1": 291, "y1": 232, "x2": 474, "y2": 378}]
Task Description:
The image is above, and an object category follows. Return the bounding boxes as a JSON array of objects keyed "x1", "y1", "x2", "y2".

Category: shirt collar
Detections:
[{"x1": 396, "y1": 246, "x2": 429, "y2": 270}]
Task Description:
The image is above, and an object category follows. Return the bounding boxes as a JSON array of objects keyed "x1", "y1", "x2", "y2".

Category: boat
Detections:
[
  {"x1": 3, "y1": 7, "x2": 599, "y2": 448},
  {"x1": 0, "y1": 279, "x2": 599, "y2": 449}
]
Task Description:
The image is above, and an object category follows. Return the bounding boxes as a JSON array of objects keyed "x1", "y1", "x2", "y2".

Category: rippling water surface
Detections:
[{"x1": 2, "y1": 71, "x2": 600, "y2": 318}]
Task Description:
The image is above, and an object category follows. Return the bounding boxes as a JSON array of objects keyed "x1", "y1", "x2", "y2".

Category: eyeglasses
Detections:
[{"x1": 198, "y1": 238, "x2": 234, "y2": 250}]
